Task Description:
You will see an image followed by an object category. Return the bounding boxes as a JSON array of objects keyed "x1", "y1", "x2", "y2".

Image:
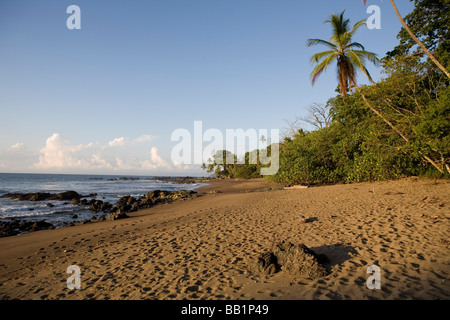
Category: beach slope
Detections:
[{"x1": 0, "y1": 178, "x2": 449, "y2": 300}]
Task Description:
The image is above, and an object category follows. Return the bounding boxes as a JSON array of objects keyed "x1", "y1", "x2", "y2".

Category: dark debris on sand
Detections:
[{"x1": 252, "y1": 241, "x2": 329, "y2": 279}]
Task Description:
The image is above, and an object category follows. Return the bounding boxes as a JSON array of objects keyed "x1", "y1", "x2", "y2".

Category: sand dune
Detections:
[{"x1": 0, "y1": 177, "x2": 449, "y2": 300}]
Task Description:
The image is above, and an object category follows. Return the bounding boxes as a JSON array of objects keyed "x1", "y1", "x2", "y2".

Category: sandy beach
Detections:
[{"x1": 0, "y1": 177, "x2": 449, "y2": 300}]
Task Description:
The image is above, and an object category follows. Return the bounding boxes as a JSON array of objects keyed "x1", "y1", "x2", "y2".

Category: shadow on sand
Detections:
[{"x1": 311, "y1": 243, "x2": 359, "y2": 272}]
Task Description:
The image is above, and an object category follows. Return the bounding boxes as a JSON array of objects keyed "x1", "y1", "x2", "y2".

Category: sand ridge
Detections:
[{"x1": 0, "y1": 177, "x2": 449, "y2": 300}]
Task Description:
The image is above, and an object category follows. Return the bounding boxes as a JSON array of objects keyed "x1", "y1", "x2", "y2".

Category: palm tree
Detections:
[
  {"x1": 308, "y1": 10, "x2": 379, "y2": 97},
  {"x1": 363, "y1": 0, "x2": 450, "y2": 78},
  {"x1": 309, "y1": 10, "x2": 446, "y2": 174}
]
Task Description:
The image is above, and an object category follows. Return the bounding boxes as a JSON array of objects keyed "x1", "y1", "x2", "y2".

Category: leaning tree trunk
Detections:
[
  {"x1": 353, "y1": 82, "x2": 446, "y2": 174},
  {"x1": 389, "y1": 0, "x2": 450, "y2": 79}
]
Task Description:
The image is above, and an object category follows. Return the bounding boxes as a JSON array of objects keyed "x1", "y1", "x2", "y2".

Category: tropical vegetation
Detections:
[{"x1": 203, "y1": 0, "x2": 449, "y2": 183}]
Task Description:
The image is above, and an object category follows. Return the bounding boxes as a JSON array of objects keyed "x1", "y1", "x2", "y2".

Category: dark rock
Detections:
[
  {"x1": 0, "y1": 219, "x2": 54, "y2": 237},
  {"x1": 118, "y1": 177, "x2": 140, "y2": 181},
  {"x1": 109, "y1": 206, "x2": 118, "y2": 213},
  {"x1": 106, "y1": 210, "x2": 129, "y2": 221},
  {"x1": 86, "y1": 199, "x2": 114, "y2": 214},
  {"x1": 101, "y1": 202, "x2": 113, "y2": 212},
  {"x1": 145, "y1": 190, "x2": 197, "y2": 205},
  {"x1": 145, "y1": 190, "x2": 171, "y2": 203},
  {"x1": 148, "y1": 176, "x2": 211, "y2": 184},
  {"x1": 1, "y1": 192, "x2": 51, "y2": 201},
  {"x1": 30, "y1": 220, "x2": 53, "y2": 231},
  {"x1": 46, "y1": 203, "x2": 55, "y2": 207},
  {"x1": 29, "y1": 193, "x2": 51, "y2": 201},
  {"x1": 53, "y1": 191, "x2": 81, "y2": 201},
  {"x1": 1, "y1": 191, "x2": 81, "y2": 202},
  {"x1": 252, "y1": 241, "x2": 328, "y2": 279},
  {"x1": 89, "y1": 200, "x2": 103, "y2": 213},
  {"x1": 131, "y1": 202, "x2": 140, "y2": 212},
  {"x1": 72, "y1": 198, "x2": 80, "y2": 205}
]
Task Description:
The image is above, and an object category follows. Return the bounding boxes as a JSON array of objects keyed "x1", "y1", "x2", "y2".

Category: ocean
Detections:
[{"x1": 0, "y1": 173, "x2": 207, "y2": 227}]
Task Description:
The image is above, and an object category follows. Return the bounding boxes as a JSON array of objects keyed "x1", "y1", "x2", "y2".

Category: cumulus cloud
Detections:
[
  {"x1": 33, "y1": 133, "x2": 96, "y2": 169},
  {"x1": 108, "y1": 137, "x2": 126, "y2": 147},
  {"x1": 150, "y1": 147, "x2": 170, "y2": 168},
  {"x1": 32, "y1": 133, "x2": 179, "y2": 174},
  {"x1": 141, "y1": 147, "x2": 171, "y2": 170}
]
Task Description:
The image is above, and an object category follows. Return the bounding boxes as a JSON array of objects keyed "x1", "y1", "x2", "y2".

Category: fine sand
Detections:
[{"x1": 0, "y1": 177, "x2": 449, "y2": 300}]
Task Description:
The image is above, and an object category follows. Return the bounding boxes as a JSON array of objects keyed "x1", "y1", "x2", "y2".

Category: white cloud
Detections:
[
  {"x1": 33, "y1": 133, "x2": 96, "y2": 169},
  {"x1": 114, "y1": 157, "x2": 134, "y2": 171},
  {"x1": 7, "y1": 142, "x2": 24, "y2": 151},
  {"x1": 108, "y1": 137, "x2": 126, "y2": 147},
  {"x1": 31, "y1": 133, "x2": 186, "y2": 174},
  {"x1": 150, "y1": 147, "x2": 170, "y2": 168},
  {"x1": 91, "y1": 153, "x2": 113, "y2": 169},
  {"x1": 140, "y1": 147, "x2": 171, "y2": 170}
]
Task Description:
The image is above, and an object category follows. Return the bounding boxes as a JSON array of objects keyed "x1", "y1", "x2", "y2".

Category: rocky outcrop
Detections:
[
  {"x1": 149, "y1": 176, "x2": 211, "y2": 184},
  {"x1": 88, "y1": 200, "x2": 114, "y2": 214},
  {"x1": 73, "y1": 189, "x2": 198, "y2": 220},
  {"x1": 0, "y1": 219, "x2": 54, "y2": 237},
  {"x1": 111, "y1": 190, "x2": 198, "y2": 215},
  {"x1": 1, "y1": 191, "x2": 82, "y2": 202},
  {"x1": 0, "y1": 189, "x2": 198, "y2": 237},
  {"x1": 106, "y1": 210, "x2": 129, "y2": 221},
  {"x1": 145, "y1": 190, "x2": 197, "y2": 204}
]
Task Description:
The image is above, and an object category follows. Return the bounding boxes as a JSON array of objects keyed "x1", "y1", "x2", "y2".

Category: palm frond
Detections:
[
  {"x1": 326, "y1": 10, "x2": 350, "y2": 47},
  {"x1": 349, "y1": 20, "x2": 367, "y2": 37},
  {"x1": 310, "y1": 50, "x2": 337, "y2": 64},
  {"x1": 351, "y1": 50, "x2": 380, "y2": 65},
  {"x1": 310, "y1": 53, "x2": 338, "y2": 85},
  {"x1": 346, "y1": 51, "x2": 376, "y2": 83},
  {"x1": 307, "y1": 38, "x2": 337, "y2": 49},
  {"x1": 343, "y1": 41, "x2": 366, "y2": 51}
]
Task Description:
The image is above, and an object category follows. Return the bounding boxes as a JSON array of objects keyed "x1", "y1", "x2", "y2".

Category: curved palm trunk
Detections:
[
  {"x1": 389, "y1": 0, "x2": 450, "y2": 78},
  {"x1": 353, "y1": 81, "x2": 446, "y2": 174}
]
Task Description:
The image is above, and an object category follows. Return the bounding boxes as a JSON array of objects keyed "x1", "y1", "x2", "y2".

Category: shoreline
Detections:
[
  {"x1": 0, "y1": 178, "x2": 277, "y2": 236},
  {"x1": 0, "y1": 177, "x2": 448, "y2": 300}
]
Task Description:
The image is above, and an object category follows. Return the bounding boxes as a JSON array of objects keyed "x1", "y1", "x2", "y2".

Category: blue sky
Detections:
[{"x1": 0, "y1": 0, "x2": 414, "y2": 175}]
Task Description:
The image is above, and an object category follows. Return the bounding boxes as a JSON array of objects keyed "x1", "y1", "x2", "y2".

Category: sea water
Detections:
[{"x1": 0, "y1": 173, "x2": 206, "y2": 227}]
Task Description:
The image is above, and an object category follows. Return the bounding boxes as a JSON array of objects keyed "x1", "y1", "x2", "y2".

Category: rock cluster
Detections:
[
  {"x1": 78, "y1": 190, "x2": 198, "y2": 220},
  {"x1": 1, "y1": 191, "x2": 82, "y2": 202},
  {"x1": 0, "y1": 219, "x2": 54, "y2": 237},
  {"x1": 0, "y1": 189, "x2": 198, "y2": 235},
  {"x1": 252, "y1": 241, "x2": 329, "y2": 279},
  {"x1": 115, "y1": 190, "x2": 198, "y2": 213}
]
